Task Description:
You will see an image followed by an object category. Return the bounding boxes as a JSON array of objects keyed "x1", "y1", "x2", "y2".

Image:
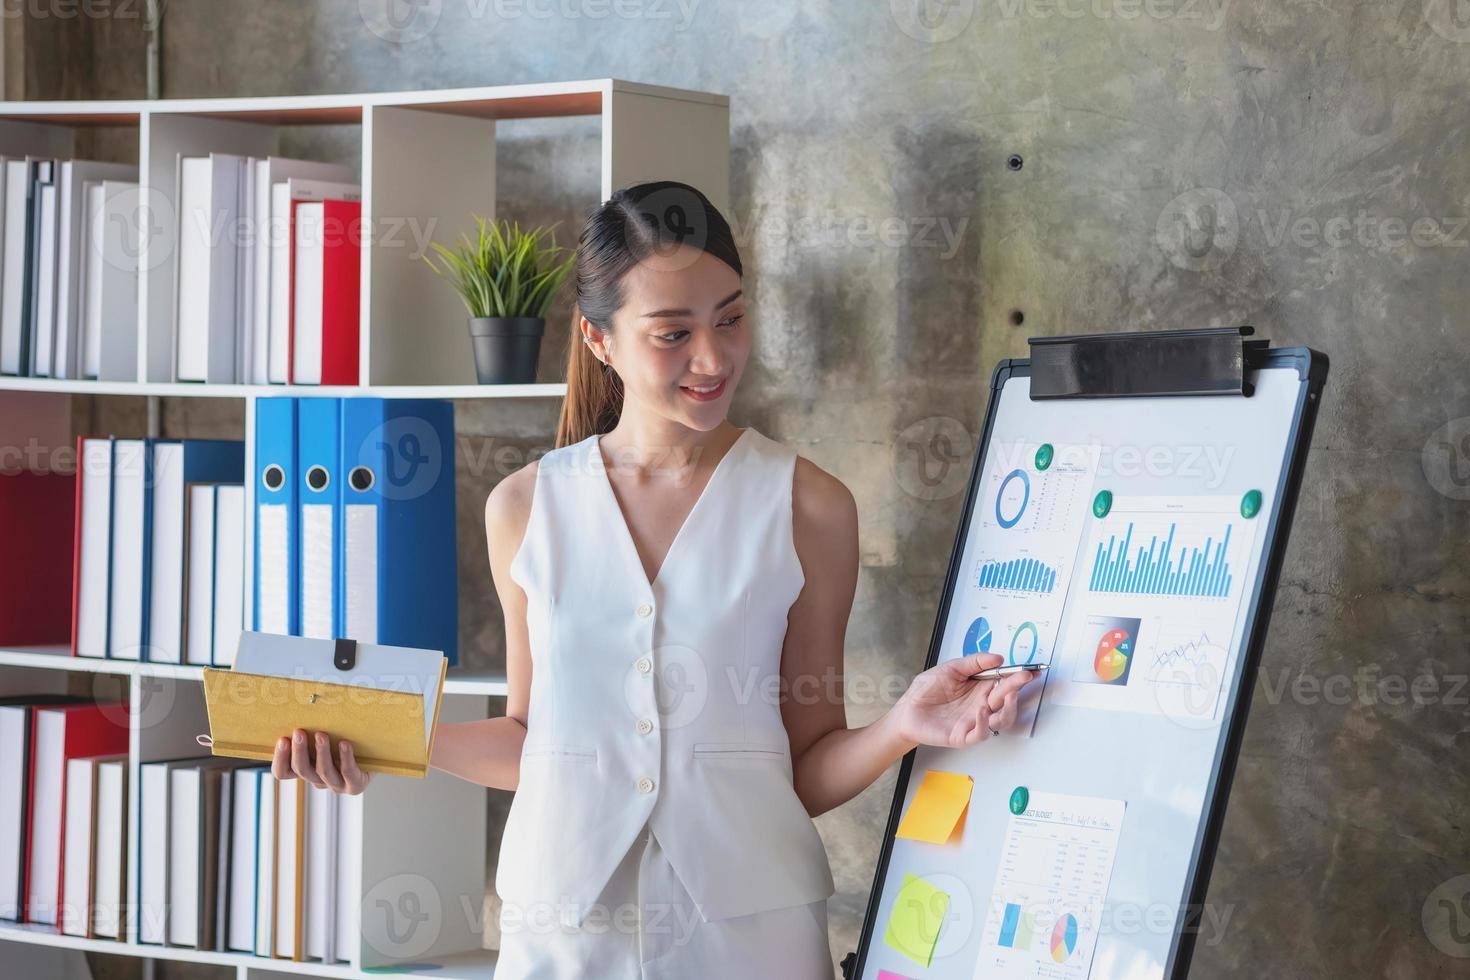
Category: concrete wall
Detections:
[{"x1": 23, "y1": 1, "x2": 1470, "y2": 976}]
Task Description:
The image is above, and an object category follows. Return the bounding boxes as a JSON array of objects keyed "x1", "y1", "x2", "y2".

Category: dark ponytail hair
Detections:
[{"x1": 555, "y1": 181, "x2": 743, "y2": 448}]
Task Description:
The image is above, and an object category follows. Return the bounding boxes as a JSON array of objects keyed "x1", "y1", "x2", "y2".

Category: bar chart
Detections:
[{"x1": 1088, "y1": 519, "x2": 1237, "y2": 598}]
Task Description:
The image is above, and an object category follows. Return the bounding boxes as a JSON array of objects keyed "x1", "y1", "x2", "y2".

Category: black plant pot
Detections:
[{"x1": 469, "y1": 317, "x2": 544, "y2": 384}]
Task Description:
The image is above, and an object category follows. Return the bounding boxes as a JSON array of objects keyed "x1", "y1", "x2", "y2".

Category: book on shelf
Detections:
[
  {"x1": 0, "y1": 469, "x2": 76, "y2": 646},
  {"x1": 0, "y1": 158, "x2": 138, "y2": 379},
  {"x1": 22, "y1": 699, "x2": 130, "y2": 925},
  {"x1": 70, "y1": 436, "x2": 246, "y2": 663}
]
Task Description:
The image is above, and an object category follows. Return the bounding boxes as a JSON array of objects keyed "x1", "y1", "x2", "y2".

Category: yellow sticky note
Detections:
[
  {"x1": 895, "y1": 769, "x2": 973, "y2": 844},
  {"x1": 883, "y1": 872, "x2": 950, "y2": 968}
]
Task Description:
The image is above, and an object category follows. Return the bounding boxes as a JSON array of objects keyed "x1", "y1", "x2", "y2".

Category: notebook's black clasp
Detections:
[{"x1": 333, "y1": 637, "x2": 358, "y2": 671}]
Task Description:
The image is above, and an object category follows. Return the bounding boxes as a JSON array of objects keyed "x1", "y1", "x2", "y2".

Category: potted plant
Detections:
[{"x1": 423, "y1": 216, "x2": 576, "y2": 384}]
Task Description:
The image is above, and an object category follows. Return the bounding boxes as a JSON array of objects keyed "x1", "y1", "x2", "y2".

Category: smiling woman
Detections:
[{"x1": 282, "y1": 181, "x2": 1036, "y2": 980}]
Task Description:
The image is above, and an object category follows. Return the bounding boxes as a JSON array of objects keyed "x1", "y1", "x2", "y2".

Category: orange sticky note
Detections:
[{"x1": 895, "y1": 769, "x2": 973, "y2": 844}]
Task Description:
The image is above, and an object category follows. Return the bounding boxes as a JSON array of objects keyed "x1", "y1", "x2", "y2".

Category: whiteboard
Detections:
[{"x1": 851, "y1": 352, "x2": 1324, "y2": 980}]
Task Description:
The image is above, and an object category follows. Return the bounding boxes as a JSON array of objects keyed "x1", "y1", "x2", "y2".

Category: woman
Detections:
[{"x1": 273, "y1": 180, "x2": 1037, "y2": 979}]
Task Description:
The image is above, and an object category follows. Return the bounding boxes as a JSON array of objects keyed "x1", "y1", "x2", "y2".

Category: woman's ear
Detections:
[{"x1": 582, "y1": 316, "x2": 613, "y2": 366}]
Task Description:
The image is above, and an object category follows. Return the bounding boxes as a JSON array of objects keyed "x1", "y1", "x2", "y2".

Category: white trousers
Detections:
[{"x1": 495, "y1": 826, "x2": 835, "y2": 980}]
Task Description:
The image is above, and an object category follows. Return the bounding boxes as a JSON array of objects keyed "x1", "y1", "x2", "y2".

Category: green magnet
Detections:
[
  {"x1": 1035, "y1": 443, "x2": 1054, "y2": 471},
  {"x1": 1009, "y1": 786, "x2": 1029, "y2": 815},
  {"x1": 1241, "y1": 489, "x2": 1262, "y2": 519},
  {"x1": 1092, "y1": 489, "x2": 1113, "y2": 518}
]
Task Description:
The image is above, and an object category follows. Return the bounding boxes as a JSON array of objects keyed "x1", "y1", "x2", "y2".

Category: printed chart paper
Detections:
[{"x1": 976, "y1": 791, "x2": 1126, "y2": 980}]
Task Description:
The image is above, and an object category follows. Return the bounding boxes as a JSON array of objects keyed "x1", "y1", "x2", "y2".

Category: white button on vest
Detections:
[{"x1": 498, "y1": 426, "x2": 836, "y2": 928}]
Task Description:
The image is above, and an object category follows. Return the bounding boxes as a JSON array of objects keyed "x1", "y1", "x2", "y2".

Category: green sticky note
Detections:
[{"x1": 883, "y1": 872, "x2": 950, "y2": 968}]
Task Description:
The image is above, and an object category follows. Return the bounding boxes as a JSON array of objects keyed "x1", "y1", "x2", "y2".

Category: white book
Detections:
[
  {"x1": 275, "y1": 778, "x2": 304, "y2": 959},
  {"x1": 268, "y1": 177, "x2": 360, "y2": 384},
  {"x1": 304, "y1": 785, "x2": 337, "y2": 962},
  {"x1": 213, "y1": 766, "x2": 234, "y2": 951},
  {"x1": 0, "y1": 159, "x2": 31, "y2": 373},
  {"x1": 254, "y1": 773, "x2": 276, "y2": 957},
  {"x1": 60, "y1": 757, "x2": 95, "y2": 936},
  {"x1": 227, "y1": 768, "x2": 261, "y2": 952},
  {"x1": 253, "y1": 159, "x2": 352, "y2": 385},
  {"x1": 212, "y1": 485, "x2": 245, "y2": 666},
  {"x1": 75, "y1": 438, "x2": 114, "y2": 659},
  {"x1": 168, "y1": 766, "x2": 204, "y2": 947},
  {"x1": 26, "y1": 709, "x2": 68, "y2": 925},
  {"x1": 149, "y1": 442, "x2": 188, "y2": 664},
  {"x1": 237, "y1": 158, "x2": 257, "y2": 384},
  {"x1": 334, "y1": 792, "x2": 361, "y2": 962},
  {"x1": 0, "y1": 704, "x2": 29, "y2": 920},
  {"x1": 53, "y1": 160, "x2": 136, "y2": 379},
  {"x1": 31, "y1": 181, "x2": 58, "y2": 376},
  {"x1": 138, "y1": 761, "x2": 170, "y2": 943},
  {"x1": 175, "y1": 153, "x2": 243, "y2": 383},
  {"x1": 291, "y1": 202, "x2": 326, "y2": 386},
  {"x1": 139, "y1": 757, "x2": 203, "y2": 944},
  {"x1": 91, "y1": 758, "x2": 127, "y2": 939},
  {"x1": 78, "y1": 177, "x2": 141, "y2": 380},
  {"x1": 107, "y1": 439, "x2": 148, "y2": 661},
  {"x1": 184, "y1": 483, "x2": 217, "y2": 666},
  {"x1": 61, "y1": 754, "x2": 123, "y2": 937}
]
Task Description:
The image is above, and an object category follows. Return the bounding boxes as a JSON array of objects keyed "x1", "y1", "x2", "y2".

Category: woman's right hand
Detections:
[{"x1": 271, "y1": 727, "x2": 374, "y2": 795}]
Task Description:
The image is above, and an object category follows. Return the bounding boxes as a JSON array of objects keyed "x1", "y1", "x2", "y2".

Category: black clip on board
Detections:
[{"x1": 840, "y1": 325, "x2": 1328, "y2": 980}]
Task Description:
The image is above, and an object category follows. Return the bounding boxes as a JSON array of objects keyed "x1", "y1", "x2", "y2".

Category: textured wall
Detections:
[{"x1": 25, "y1": 1, "x2": 1470, "y2": 976}]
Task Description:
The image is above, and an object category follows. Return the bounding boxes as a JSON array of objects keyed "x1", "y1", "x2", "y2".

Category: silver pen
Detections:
[{"x1": 967, "y1": 663, "x2": 1049, "y2": 682}]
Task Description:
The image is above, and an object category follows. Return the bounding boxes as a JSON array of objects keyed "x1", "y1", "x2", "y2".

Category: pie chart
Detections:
[
  {"x1": 963, "y1": 617, "x2": 993, "y2": 657},
  {"x1": 1051, "y1": 912, "x2": 1078, "y2": 962},
  {"x1": 1094, "y1": 627, "x2": 1134, "y2": 683}
]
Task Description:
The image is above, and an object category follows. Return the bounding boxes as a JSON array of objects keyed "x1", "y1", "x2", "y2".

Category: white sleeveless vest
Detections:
[{"x1": 496, "y1": 426, "x2": 836, "y2": 928}]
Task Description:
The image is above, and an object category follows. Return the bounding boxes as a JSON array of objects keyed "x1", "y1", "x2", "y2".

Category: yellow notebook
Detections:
[{"x1": 199, "y1": 632, "x2": 447, "y2": 779}]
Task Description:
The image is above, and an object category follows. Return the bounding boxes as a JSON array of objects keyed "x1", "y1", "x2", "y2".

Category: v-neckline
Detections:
[{"x1": 592, "y1": 427, "x2": 752, "y2": 592}]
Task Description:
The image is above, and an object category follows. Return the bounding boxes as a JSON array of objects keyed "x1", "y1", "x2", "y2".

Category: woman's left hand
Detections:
[{"x1": 891, "y1": 652, "x2": 1040, "y2": 749}]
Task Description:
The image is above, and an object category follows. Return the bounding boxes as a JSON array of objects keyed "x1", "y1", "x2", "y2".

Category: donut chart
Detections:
[
  {"x1": 995, "y1": 469, "x2": 1030, "y2": 528},
  {"x1": 1050, "y1": 912, "x2": 1078, "y2": 962}
]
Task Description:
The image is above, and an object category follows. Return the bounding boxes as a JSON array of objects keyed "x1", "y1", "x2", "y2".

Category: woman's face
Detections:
[{"x1": 588, "y1": 243, "x2": 750, "y2": 432}]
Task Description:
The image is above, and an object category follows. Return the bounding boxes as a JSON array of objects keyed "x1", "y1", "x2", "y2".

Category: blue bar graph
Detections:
[
  {"x1": 1089, "y1": 521, "x2": 1235, "y2": 597},
  {"x1": 978, "y1": 556, "x2": 1058, "y2": 593}
]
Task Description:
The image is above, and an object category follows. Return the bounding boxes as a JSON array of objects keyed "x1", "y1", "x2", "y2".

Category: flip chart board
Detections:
[{"x1": 846, "y1": 328, "x2": 1328, "y2": 980}]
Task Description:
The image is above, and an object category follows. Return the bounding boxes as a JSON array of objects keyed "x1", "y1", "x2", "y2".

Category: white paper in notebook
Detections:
[{"x1": 231, "y1": 632, "x2": 444, "y2": 751}]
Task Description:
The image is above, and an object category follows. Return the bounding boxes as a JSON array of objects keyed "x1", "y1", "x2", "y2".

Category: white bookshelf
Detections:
[{"x1": 0, "y1": 77, "x2": 732, "y2": 979}]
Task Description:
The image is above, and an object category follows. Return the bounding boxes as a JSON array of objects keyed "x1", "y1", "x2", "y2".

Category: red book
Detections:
[
  {"x1": 288, "y1": 197, "x2": 361, "y2": 386},
  {"x1": 25, "y1": 701, "x2": 129, "y2": 924},
  {"x1": 0, "y1": 469, "x2": 76, "y2": 646}
]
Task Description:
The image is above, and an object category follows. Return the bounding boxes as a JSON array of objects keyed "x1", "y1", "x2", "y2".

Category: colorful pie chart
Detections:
[
  {"x1": 1093, "y1": 627, "x2": 1134, "y2": 682},
  {"x1": 1051, "y1": 912, "x2": 1078, "y2": 962}
]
